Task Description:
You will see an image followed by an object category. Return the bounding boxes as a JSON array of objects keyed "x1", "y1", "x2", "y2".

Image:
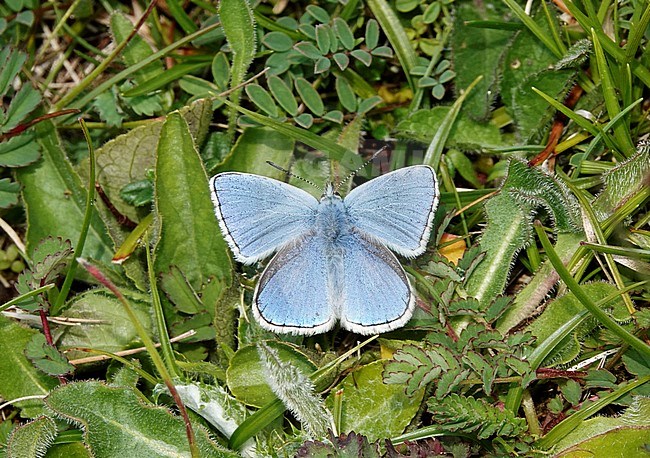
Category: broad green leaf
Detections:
[
  {"x1": 80, "y1": 98, "x2": 212, "y2": 224},
  {"x1": 0, "y1": 177, "x2": 20, "y2": 208},
  {"x1": 295, "y1": 77, "x2": 325, "y2": 115},
  {"x1": 160, "y1": 266, "x2": 204, "y2": 314},
  {"x1": 526, "y1": 283, "x2": 627, "y2": 367},
  {"x1": 332, "y1": 18, "x2": 354, "y2": 50},
  {"x1": 213, "y1": 126, "x2": 294, "y2": 177},
  {"x1": 226, "y1": 341, "x2": 317, "y2": 407},
  {"x1": 365, "y1": 19, "x2": 379, "y2": 50},
  {"x1": 267, "y1": 76, "x2": 298, "y2": 116},
  {"x1": 450, "y1": 2, "x2": 513, "y2": 120},
  {"x1": 0, "y1": 315, "x2": 57, "y2": 418},
  {"x1": 44, "y1": 381, "x2": 239, "y2": 457},
  {"x1": 54, "y1": 289, "x2": 153, "y2": 361},
  {"x1": 326, "y1": 361, "x2": 424, "y2": 442},
  {"x1": 0, "y1": 133, "x2": 40, "y2": 166},
  {"x1": 42, "y1": 442, "x2": 91, "y2": 458},
  {"x1": 315, "y1": 25, "x2": 331, "y2": 54},
  {"x1": 15, "y1": 120, "x2": 114, "y2": 262},
  {"x1": 154, "y1": 112, "x2": 232, "y2": 291},
  {"x1": 6, "y1": 416, "x2": 57, "y2": 458},
  {"x1": 397, "y1": 106, "x2": 505, "y2": 151},
  {"x1": 305, "y1": 5, "x2": 330, "y2": 23}
]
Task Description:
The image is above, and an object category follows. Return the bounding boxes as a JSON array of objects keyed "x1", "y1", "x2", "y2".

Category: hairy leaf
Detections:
[{"x1": 6, "y1": 416, "x2": 57, "y2": 458}]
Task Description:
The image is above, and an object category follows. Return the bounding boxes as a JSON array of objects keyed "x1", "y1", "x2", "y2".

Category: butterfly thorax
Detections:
[{"x1": 316, "y1": 193, "x2": 351, "y2": 243}]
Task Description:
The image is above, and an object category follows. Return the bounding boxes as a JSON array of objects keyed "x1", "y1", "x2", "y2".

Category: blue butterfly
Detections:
[{"x1": 209, "y1": 165, "x2": 439, "y2": 335}]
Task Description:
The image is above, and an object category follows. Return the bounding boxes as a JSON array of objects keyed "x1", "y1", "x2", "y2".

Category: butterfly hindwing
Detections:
[
  {"x1": 339, "y1": 231, "x2": 413, "y2": 335},
  {"x1": 344, "y1": 165, "x2": 439, "y2": 258},
  {"x1": 210, "y1": 172, "x2": 319, "y2": 264},
  {"x1": 253, "y1": 234, "x2": 336, "y2": 335}
]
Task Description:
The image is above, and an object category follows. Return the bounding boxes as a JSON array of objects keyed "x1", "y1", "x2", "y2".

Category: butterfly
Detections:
[{"x1": 209, "y1": 164, "x2": 439, "y2": 335}]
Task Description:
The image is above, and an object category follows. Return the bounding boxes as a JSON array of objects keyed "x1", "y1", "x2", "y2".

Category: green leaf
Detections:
[
  {"x1": 293, "y1": 41, "x2": 322, "y2": 59},
  {"x1": 45, "y1": 381, "x2": 239, "y2": 457},
  {"x1": 314, "y1": 56, "x2": 331, "y2": 74},
  {"x1": 154, "y1": 111, "x2": 232, "y2": 291},
  {"x1": 295, "y1": 431, "x2": 381, "y2": 457},
  {"x1": 427, "y1": 394, "x2": 527, "y2": 439},
  {"x1": 397, "y1": 106, "x2": 505, "y2": 150},
  {"x1": 119, "y1": 178, "x2": 153, "y2": 207},
  {"x1": 267, "y1": 76, "x2": 298, "y2": 116},
  {"x1": 305, "y1": 5, "x2": 330, "y2": 23},
  {"x1": 365, "y1": 19, "x2": 379, "y2": 49},
  {"x1": 332, "y1": 52, "x2": 349, "y2": 70},
  {"x1": 211, "y1": 52, "x2": 231, "y2": 91},
  {"x1": 370, "y1": 46, "x2": 393, "y2": 58},
  {"x1": 160, "y1": 266, "x2": 204, "y2": 314},
  {"x1": 226, "y1": 341, "x2": 317, "y2": 407},
  {"x1": 357, "y1": 96, "x2": 382, "y2": 114},
  {"x1": 24, "y1": 333, "x2": 74, "y2": 376},
  {"x1": 245, "y1": 84, "x2": 278, "y2": 117},
  {"x1": 294, "y1": 113, "x2": 314, "y2": 128},
  {"x1": 315, "y1": 24, "x2": 331, "y2": 54},
  {"x1": 110, "y1": 12, "x2": 164, "y2": 85},
  {"x1": 423, "y1": 2, "x2": 441, "y2": 23},
  {"x1": 395, "y1": 0, "x2": 419, "y2": 13},
  {"x1": 258, "y1": 342, "x2": 333, "y2": 438},
  {"x1": 366, "y1": 0, "x2": 418, "y2": 90},
  {"x1": 262, "y1": 31, "x2": 294, "y2": 52},
  {"x1": 15, "y1": 121, "x2": 114, "y2": 263},
  {"x1": 55, "y1": 289, "x2": 153, "y2": 361},
  {"x1": 0, "y1": 315, "x2": 57, "y2": 418},
  {"x1": 332, "y1": 18, "x2": 354, "y2": 50},
  {"x1": 2, "y1": 84, "x2": 41, "y2": 133},
  {"x1": 323, "y1": 110, "x2": 343, "y2": 123},
  {"x1": 0, "y1": 177, "x2": 20, "y2": 208},
  {"x1": 0, "y1": 46, "x2": 27, "y2": 98},
  {"x1": 351, "y1": 49, "x2": 372, "y2": 66},
  {"x1": 326, "y1": 361, "x2": 424, "y2": 442},
  {"x1": 0, "y1": 132, "x2": 40, "y2": 166},
  {"x1": 92, "y1": 90, "x2": 124, "y2": 127},
  {"x1": 295, "y1": 77, "x2": 325, "y2": 116},
  {"x1": 213, "y1": 126, "x2": 295, "y2": 177},
  {"x1": 121, "y1": 62, "x2": 207, "y2": 98},
  {"x1": 6, "y1": 416, "x2": 57, "y2": 458},
  {"x1": 335, "y1": 75, "x2": 357, "y2": 112},
  {"x1": 81, "y1": 98, "x2": 213, "y2": 224},
  {"x1": 451, "y1": 1, "x2": 513, "y2": 120}
]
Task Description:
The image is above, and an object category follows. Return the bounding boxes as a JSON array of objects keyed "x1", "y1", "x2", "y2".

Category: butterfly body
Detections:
[{"x1": 210, "y1": 165, "x2": 439, "y2": 335}]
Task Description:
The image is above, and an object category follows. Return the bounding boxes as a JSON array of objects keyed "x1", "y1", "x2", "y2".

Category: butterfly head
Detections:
[{"x1": 321, "y1": 182, "x2": 342, "y2": 201}]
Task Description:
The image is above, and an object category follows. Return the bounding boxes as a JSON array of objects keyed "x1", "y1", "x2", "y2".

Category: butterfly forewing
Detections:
[
  {"x1": 253, "y1": 235, "x2": 336, "y2": 335},
  {"x1": 210, "y1": 173, "x2": 319, "y2": 264},
  {"x1": 344, "y1": 166, "x2": 439, "y2": 258}
]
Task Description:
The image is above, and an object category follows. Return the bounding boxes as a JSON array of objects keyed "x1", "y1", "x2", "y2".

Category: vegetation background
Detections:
[{"x1": 0, "y1": 0, "x2": 649, "y2": 456}]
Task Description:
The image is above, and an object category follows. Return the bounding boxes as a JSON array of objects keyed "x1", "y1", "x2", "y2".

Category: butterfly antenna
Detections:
[
  {"x1": 335, "y1": 145, "x2": 390, "y2": 191},
  {"x1": 266, "y1": 161, "x2": 322, "y2": 191}
]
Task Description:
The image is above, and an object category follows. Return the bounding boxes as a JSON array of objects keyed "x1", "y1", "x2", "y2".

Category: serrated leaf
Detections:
[
  {"x1": 0, "y1": 46, "x2": 27, "y2": 98},
  {"x1": 92, "y1": 90, "x2": 124, "y2": 127},
  {"x1": 25, "y1": 333, "x2": 74, "y2": 376},
  {"x1": 2, "y1": 84, "x2": 41, "y2": 133},
  {"x1": 262, "y1": 31, "x2": 293, "y2": 52},
  {"x1": 383, "y1": 344, "x2": 456, "y2": 397},
  {"x1": 267, "y1": 76, "x2": 298, "y2": 116},
  {"x1": 154, "y1": 112, "x2": 232, "y2": 291},
  {"x1": 427, "y1": 394, "x2": 527, "y2": 439},
  {"x1": 0, "y1": 315, "x2": 57, "y2": 418},
  {"x1": 296, "y1": 431, "x2": 381, "y2": 457},
  {"x1": 0, "y1": 133, "x2": 40, "y2": 167},
  {"x1": 0, "y1": 177, "x2": 20, "y2": 208},
  {"x1": 365, "y1": 19, "x2": 379, "y2": 49},
  {"x1": 335, "y1": 76, "x2": 357, "y2": 112},
  {"x1": 6, "y1": 416, "x2": 57, "y2": 458},
  {"x1": 327, "y1": 361, "x2": 423, "y2": 442},
  {"x1": 245, "y1": 84, "x2": 278, "y2": 117},
  {"x1": 45, "y1": 381, "x2": 238, "y2": 457},
  {"x1": 295, "y1": 77, "x2": 325, "y2": 116}
]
